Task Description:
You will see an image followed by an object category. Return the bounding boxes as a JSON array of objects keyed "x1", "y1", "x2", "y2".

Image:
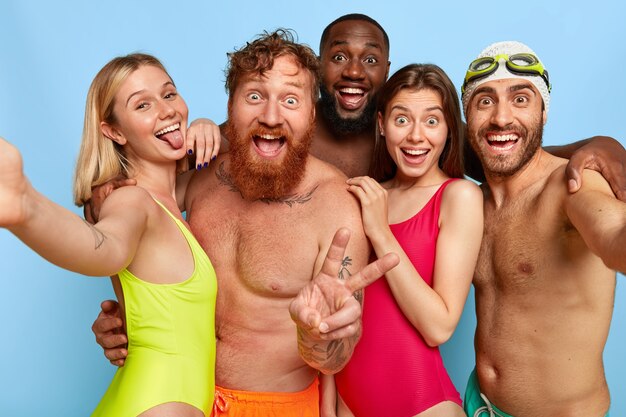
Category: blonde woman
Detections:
[{"x1": 0, "y1": 53, "x2": 218, "y2": 417}]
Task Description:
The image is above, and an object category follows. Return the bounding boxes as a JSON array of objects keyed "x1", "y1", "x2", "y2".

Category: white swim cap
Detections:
[{"x1": 461, "y1": 41, "x2": 551, "y2": 117}]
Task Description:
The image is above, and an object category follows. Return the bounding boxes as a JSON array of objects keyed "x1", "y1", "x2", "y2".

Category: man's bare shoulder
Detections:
[
  {"x1": 304, "y1": 156, "x2": 369, "y2": 268},
  {"x1": 578, "y1": 168, "x2": 614, "y2": 195},
  {"x1": 539, "y1": 162, "x2": 617, "y2": 237},
  {"x1": 306, "y1": 157, "x2": 358, "y2": 205},
  {"x1": 545, "y1": 163, "x2": 614, "y2": 203},
  {"x1": 532, "y1": 155, "x2": 570, "y2": 201},
  {"x1": 538, "y1": 157, "x2": 611, "y2": 202},
  {"x1": 303, "y1": 155, "x2": 362, "y2": 224},
  {"x1": 186, "y1": 154, "x2": 228, "y2": 201},
  {"x1": 306, "y1": 155, "x2": 349, "y2": 183}
]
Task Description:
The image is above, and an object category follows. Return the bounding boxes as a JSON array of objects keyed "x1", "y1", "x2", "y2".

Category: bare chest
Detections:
[
  {"x1": 187, "y1": 188, "x2": 322, "y2": 297},
  {"x1": 475, "y1": 196, "x2": 565, "y2": 293}
]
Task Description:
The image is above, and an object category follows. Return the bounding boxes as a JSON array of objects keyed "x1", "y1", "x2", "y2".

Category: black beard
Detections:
[{"x1": 319, "y1": 85, "x2": 377, "y2": 136}]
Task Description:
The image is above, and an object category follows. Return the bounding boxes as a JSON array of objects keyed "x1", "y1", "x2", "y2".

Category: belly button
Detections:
[{"x1": 483, "y1": 364, "x2": 499, "y2": 381}]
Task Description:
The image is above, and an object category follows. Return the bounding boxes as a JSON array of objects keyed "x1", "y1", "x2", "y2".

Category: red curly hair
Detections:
[{"x1": 225, "y1": 29, "x2": 320, "y2": 103}]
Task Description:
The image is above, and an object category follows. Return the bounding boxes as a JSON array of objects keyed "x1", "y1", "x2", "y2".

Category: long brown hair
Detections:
[{"x1": 369, "y1": 63, "x2": 464, "y2": 182}]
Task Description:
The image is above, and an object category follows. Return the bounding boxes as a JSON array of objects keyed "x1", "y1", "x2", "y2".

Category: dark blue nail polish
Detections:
[
  {"x1": 211, "y1": 155, "x2": 217, "y2": 160},
  {"x1": 196, "y1": 164, "x2": 202, "y2": 170},
  {"x1": 188, "y1": 149, "x2": 193, "y2": 155},
  {"x1": 203, "y1": 162, "x2": 209, "y2": 168}
]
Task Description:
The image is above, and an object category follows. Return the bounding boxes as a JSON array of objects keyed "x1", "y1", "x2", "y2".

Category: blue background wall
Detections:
[{"x1": 0, "y1": 1, "x2": 624, "y2": 415}]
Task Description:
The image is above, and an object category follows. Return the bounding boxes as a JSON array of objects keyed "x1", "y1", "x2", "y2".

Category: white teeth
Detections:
[
  {"x1": 493, "y1": 142, "x2": 515, "y2": 151},
  {"x1": 488, "y1": 134, "x2": 518, "y2": 142},
  {"x1": 258, "y1": 134, "x2": 279, "y2": 140},
  {"x1": 155, "y1": 123, "x2": 180, "y2": 136},
  {"x1": 339, "y1": 88, "x2": 364, "y2": 95},
  {"x1": 403, "y1": 148, "x2": 427, "y2": 156}
]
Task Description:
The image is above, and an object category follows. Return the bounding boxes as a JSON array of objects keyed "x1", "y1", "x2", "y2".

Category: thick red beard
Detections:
[{"x1": 225, "y1": 113, "x2": 315, "y2": 201}]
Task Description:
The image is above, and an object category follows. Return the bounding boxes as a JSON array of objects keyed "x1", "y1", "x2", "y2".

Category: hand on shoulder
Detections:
[{"x1": 564, "y1": 135, "x2": 626, "y2": 201}]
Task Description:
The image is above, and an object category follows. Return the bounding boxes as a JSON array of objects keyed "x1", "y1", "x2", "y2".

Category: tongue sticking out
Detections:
[{"x1": 158, "y1": 130, "x2": 184, "y2": 149}]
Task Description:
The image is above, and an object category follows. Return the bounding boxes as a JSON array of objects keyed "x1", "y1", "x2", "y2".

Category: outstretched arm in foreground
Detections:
[
  {"x1": 565, "y1": 169, "x2": 626, "y2": 273},
  {"x1": 289, "y1": 228, "x2": 399, "y2": 375},
  {"x1": 0, "y1": 137, "x2": 146, "y2": 276}
]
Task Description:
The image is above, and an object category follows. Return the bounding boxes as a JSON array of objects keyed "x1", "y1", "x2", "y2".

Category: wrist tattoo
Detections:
[{"x1": 297, "y1": 327, "x2": 349, "y2": 373}]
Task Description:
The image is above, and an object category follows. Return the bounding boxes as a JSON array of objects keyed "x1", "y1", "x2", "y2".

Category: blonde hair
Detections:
[{"x1": 73, "y1": 53, "x2": 170, "y2": 206}]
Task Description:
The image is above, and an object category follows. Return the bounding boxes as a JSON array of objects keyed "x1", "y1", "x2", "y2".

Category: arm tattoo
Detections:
[
  {"x1": 297, "y1": 327, "x2": 350, "y2": 374},
  {"x1": 82, "y1": 219, "x2": 106, "y2": 250}
]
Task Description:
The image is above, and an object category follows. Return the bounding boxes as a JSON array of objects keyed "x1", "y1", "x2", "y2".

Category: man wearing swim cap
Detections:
[
  {"x1": 315, "y1": 14, "x2": 626, "y2": 196},
  {"x1": 462, "y1": 40, "x2": 626, "y2": 417}
]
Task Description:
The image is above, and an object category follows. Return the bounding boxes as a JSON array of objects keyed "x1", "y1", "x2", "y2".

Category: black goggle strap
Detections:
[
  {"x1": 505, "y1": 64, "x2": 551, "y2": 92},
  {"x1": 463, "y1": 60, "x2": 551, "y2": 93}
]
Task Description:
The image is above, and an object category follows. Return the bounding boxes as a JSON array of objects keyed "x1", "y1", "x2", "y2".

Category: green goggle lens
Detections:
[{"x1": 462, "y1": 53, "x2": 551, "y2": 94}]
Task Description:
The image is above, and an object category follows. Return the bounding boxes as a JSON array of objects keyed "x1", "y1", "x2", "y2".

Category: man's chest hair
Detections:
[{"x1": 477, "y1": 200, "x2": 567, "y2": 291}]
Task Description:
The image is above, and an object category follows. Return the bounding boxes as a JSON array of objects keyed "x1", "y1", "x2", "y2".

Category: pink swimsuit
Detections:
[{"x1": 335, "y1": 179, "x2": 462, "y2": 417}]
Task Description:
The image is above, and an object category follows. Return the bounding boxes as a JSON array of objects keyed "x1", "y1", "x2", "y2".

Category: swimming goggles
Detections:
[{"x1": 461, "y1": 53, "x2": 551, "y2": 94}]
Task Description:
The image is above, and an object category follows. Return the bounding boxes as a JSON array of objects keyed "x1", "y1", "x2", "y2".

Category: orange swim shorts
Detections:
[{"x1": 211, "y1": 378, "x2": 319, "y2": 417}]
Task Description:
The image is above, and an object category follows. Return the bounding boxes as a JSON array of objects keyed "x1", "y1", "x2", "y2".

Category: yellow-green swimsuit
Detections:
[{"x1": 91, "y1": 200, "x2": 217, "y2": 416}]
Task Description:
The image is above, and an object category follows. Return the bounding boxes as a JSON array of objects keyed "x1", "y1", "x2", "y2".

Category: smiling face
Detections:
[
  {"x1": 466, "y1": 78, "x2": 546, "y2": 178},
  {"x1": 102, "y1": 65, "x2": 189, "y2": 167},
  {"x1": 225, "y1": 55, "x2": 316, "y2": 200},
  {"x1": 379, "y1": 88, "x2": 448, "y2": 182},
  {"x1": 319, "y1": 19, "x2": 390, "y2": 135}
]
